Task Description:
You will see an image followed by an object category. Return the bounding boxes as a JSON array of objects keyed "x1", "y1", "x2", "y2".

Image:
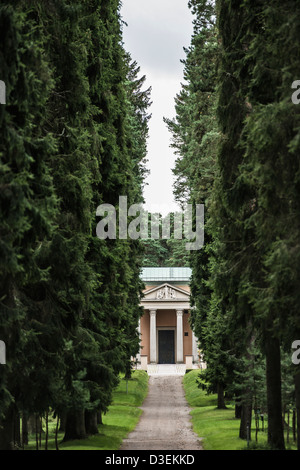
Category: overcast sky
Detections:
[{"x1": 120, "y1": 0, "x2": 193, "y2": 215}]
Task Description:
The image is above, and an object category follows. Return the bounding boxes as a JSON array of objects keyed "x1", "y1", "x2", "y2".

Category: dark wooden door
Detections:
[{"x1": 158, "y1": 330, "x2": 175, "y2": 364}]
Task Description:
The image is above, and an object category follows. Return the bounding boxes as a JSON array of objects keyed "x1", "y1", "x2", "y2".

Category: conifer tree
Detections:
[
  {"x1": 214, "y1": 0, "x2": 300, "y2": 448},
  {"x1": 0, "y1": 2, "x2": 60, "y2": 448},
  {"x1": 234, "y1": 0, "x2": 300, "y2": 448},
  {"x1": 0, "y1": 0, "x2": 151, "y2": 447},
  {"x1": 165, "y1": 0, "x2": 228, "y2": 406}
]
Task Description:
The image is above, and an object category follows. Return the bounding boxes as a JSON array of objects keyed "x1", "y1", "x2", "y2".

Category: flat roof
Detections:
[{"x1": 141, "y1": 267, "x2": 192, "y2": 282}]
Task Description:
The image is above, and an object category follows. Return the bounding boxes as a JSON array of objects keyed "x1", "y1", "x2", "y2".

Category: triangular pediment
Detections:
[{"x1": 142, "y1": 283, "x2": 190, "y2": 301}]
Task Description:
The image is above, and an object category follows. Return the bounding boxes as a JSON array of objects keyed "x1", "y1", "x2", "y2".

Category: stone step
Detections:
[{"x1": 147, "y1": 364, "x2": 186, "y2": 376}]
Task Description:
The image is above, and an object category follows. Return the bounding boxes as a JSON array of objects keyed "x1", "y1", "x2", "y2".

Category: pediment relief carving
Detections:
[
  {"x1": 142, "y1": 283, "x2": 190, "y2": 301},
  {"x1": 156, "y1": 285, "x2": 176, "y2": 299}
]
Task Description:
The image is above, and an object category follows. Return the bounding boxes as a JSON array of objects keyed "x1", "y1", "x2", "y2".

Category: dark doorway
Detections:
[{"x1": 158, "y1": 330, "x2": 175, "y2": 364}]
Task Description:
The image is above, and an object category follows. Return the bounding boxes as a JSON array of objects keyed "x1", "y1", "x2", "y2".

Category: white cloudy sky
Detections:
[{"x1": 120, "y1": 0, "x2": 193, "y2": 215}]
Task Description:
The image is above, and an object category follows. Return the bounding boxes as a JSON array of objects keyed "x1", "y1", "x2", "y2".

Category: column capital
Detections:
[
  {"x1": 149, "y1": 309, "x2": 157, "y2": 316},
  {"x1": 176, "y1": 309, "x2": 183, "y2": 316}
]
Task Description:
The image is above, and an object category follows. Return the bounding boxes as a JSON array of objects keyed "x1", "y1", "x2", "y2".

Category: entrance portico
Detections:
[
  {"x1": 137, "y1": 268, "x2": 202, "y2": 370},
  {"x1": 147, "y1": 304, "x2": 188, "y2": 364}
]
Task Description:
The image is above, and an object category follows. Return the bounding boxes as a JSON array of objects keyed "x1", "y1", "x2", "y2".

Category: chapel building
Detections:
[{"x1": 137, "y1": 267, "x2": 203, "y2": 370}]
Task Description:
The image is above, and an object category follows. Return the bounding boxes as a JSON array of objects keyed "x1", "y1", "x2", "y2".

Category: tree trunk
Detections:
[
  {"x1": 27, "y1": 415, "x2": 35, "y2": 434},
  {"x1": 35, "y1": 415, "x2": 39, "y2": 450},
  {"x1": 39, "y1": 417, "x2": 42, "y2": 448},
  {"x1": 0, "y1": 406, "x2": 14, "y2": 450},
  {"x1": 27, "y1": 414, "x2": 44, "y2": 435},
  {"x1": 22, "y1": 412, "x2": 28, "y2": 447},
  {"x1": 85, "y1": 410, "x2": 99, "y2": 435},
  {"x1": 287, "y1": 409, "x2": 290, "y2": 445},
  {"x1": 59, "y1": 411, "x2": 66, "y2": 432},
  {"x1": 13, "y1": 408, "x2": 21, "y2": 448},
  {"x1": 45, "y1": 411, "x2": 48, "y2": 450},
  {"x1": 217, "y1": 383, "x2": 226, "y2": 409},
  {"x1": 265, "y1": 335, "x2": 285, "y2": 450},
  {"x1": 97, "y1": 410, "x2": 103, "y2": 425},
  {"x1": 235, "y1": 402, "x2": 242, "y2": 419},
  {"x1": 239, "y1": 403, "x2": 252, "y2": 440},
  {"x1": 55, "y1": 415, "x2": 60, "y2": 451},
  {"x1": 63, "y1": 409, "x2": 87, "y2": 442},
  {"x1": 294, "y1": 370, "x2": 300, "y2": 450},
  {"x1": 293, "y1": 409, "x2": 297, "y2": 444}
]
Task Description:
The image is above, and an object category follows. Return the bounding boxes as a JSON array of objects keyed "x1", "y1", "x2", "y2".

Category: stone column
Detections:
[
  {"x1": 176, "y1": 310, "x2": 184, "y2": 363},
  {"x1": 192, "y1": 331, "x2": 199, "y2": 363},
  {"x1": 150, "y1": 310, "x2": 157, "y2": 363},
  {"x1": 136, "y1": 319, "x2": 141, "y2": 364}
]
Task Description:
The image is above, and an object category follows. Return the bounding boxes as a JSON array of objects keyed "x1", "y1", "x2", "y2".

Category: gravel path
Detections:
[{"x1": 120, "y1": 375, "x2": 202, "y2": 451}]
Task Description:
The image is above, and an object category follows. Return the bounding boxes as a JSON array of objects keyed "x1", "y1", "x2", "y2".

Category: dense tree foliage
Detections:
[
  {"x1": 169, "y1": 0, "x2": 300, "y2": 450},
  {"x1": 2, "y1": 0, "x2": 300, "y2": 453},
  {"x1": 142, "y1": 212, "x2": 191, "y2": 267},
  {"x1": 0, "y1": 0, "x2": 151, "y2": 449}
]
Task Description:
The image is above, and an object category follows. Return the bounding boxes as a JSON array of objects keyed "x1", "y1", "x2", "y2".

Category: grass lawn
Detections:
[
  {"x1": 183, "y1": 370, "x2": 296, "y2": 451},
  {"x1": 25, "y1": 370, "x2": 149, "y2": 451}
]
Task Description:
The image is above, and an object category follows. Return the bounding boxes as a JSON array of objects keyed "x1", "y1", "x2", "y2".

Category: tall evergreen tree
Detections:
[
  {"x1": 0, "y1": 0, "x2": 151, "y2": 448},
  {"x1": 169, "y1": 0, "x2": 300, "y2": 450},
  {"x1": 0, "y1": 3, "x2": 58, "y2": 448},
  {"x1": 233, "y1": 0, "x2": 300, "y2": 448}
]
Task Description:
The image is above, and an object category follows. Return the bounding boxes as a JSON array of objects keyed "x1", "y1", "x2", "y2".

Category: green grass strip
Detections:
[
  {"x1": 183, "y1": 370, "x2": 271, "y2": 450},
  {"x1": 25, "y1": 370, "x2": 149, "y2": 451}
]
